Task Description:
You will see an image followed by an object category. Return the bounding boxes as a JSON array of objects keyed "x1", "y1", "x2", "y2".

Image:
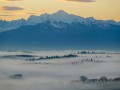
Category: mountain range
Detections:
[
  {"x1": 0, "y1": 10, "x2": 120, "y2": 50},
  {"x1": 0, "y1": 10, "x2": 120, "y2": 32}
]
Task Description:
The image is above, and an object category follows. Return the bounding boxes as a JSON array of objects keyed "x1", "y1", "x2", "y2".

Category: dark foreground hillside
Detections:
[{"x1": 0, "y1": 21, "x2": 120, "y2": 50}]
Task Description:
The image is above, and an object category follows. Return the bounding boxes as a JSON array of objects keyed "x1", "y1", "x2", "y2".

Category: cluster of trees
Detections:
[
  {"x1": 9, "y1": 74, "x2": 23, "y2": 79},
  {"x1": 16, "y1": 55, "x2": 34, "y2": 58},
  {"x1": 2, "y1": 54, "x2": 34, "y2": 58},
  {"x1": 80, "y1": 76, "x2": 120, "y2": 83},
  {"x1": 81, "y1": 58, "x2": 102, "y2": 63},
  {"x1": 26, "y1": 54, "x2": 78, "y2": 61},
  {"x1": 78, "y1": 51, "x2": 95, "y2": 54}
]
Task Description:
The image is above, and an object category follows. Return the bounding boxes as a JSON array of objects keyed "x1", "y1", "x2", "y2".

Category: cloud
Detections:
[
  {"x1": 12, "y1": 12, "x2": 36, "y2": 15},
  {"x1": 0, "y1": 6, "x2": 24, "y2": 11},
  {"x1": 0, "y1": 15, "x2": 13, "y2": 16},
  {"x1": 0, "y1": 0, "x2": 23, "y2": 1},
  {"x1": 27, "y1": 12, "x2": 36, "y2": 15},
  {"x1": 60, "y1": 0, "x2": 95, "y2": 2},
  {"x1": 36, "y1": 10, "x2": 46, "y2": 12}
]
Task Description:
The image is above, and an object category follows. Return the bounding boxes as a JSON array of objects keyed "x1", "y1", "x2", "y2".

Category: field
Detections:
[{"x1": 0, "y1": 50, "x2": 120, "y2": 90}]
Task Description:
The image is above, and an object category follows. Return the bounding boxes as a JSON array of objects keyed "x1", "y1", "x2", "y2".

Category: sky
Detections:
[{"x1": 0, "y1": 0, "x2": 120, "y2": 21}]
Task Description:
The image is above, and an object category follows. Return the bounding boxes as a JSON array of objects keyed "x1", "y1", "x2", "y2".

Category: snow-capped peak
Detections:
[
  {"x1": 85, "y1": 17, "x2": 96, "y2": 22},
  {"x1": 54, "y1": 10, "x2": 68, "y2": 15}
]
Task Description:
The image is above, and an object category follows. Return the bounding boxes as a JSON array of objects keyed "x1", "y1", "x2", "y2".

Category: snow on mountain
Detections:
[
  {"x1": 0, "y1": 18, "x2": 26, "y2": 32},
  {"x1": 0, "y1": 10, "x2": 120, "y2": 32},
  {"x1": 27, "y1": 10, "x2": 85, "y2": 25}
]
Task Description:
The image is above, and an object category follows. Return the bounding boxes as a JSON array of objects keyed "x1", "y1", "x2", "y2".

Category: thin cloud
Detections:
[
  {"x1": 13, "y1": 12, "x2": 36, "y2": 15},
  {"x1": 36, "y1": 10, "x2": 46, "y2": 12},
  {"x1": 60, "y1": 0, "x2": 95, "y2": 2},
  {"x1": 0, "y1": 0, "x2": 23, "y2": 1},
  {"x1": 27, "y1": 12, "x2": 36, "y2": 15},
  {"x1": 0, "y1": 15, "x2": 13, "y2": 16},
  {"x1": 41, "y1": 10, "x2": 46, "y2": 12},
  {"x1": 0, "y1": 6, "x2": 24, "y2": 11}
]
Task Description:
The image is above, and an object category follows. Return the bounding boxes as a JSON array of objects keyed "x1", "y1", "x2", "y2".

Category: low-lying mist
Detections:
[{"x1": 0, "y1": 50, "x2": 120, "y2": 90}]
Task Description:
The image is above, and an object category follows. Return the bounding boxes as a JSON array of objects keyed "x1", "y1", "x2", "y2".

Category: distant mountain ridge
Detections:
[
  {"x1": 0, "y1": 10, "x2": 120, "y2": 32},
  {"x1": 0, "y1": 10, "x2": 120, "y2": 50}
]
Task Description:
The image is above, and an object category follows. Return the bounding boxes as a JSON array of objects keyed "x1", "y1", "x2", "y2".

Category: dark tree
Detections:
[{"x1": 80, "y1": 76, "x2": 88, "y2": 82}]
